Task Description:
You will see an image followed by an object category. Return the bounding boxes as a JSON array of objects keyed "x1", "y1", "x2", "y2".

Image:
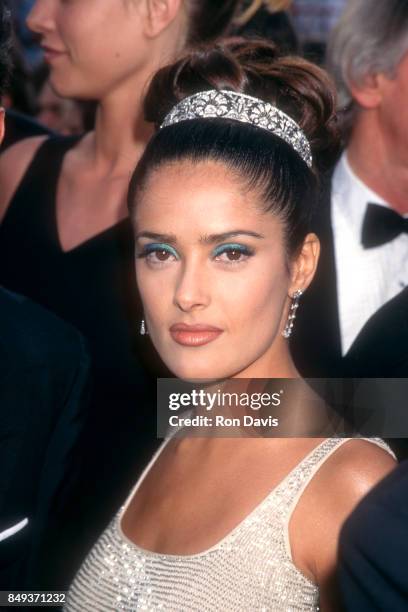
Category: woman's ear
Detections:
[
  {"x1": 144, "y1": 0, "x2": 184, "y2": 38},
  {"x1": 288, "y1": 233, "x2": 320, "y2": 296}
]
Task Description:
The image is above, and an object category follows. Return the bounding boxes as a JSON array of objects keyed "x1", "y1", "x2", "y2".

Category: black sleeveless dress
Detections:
[{"x1": 0, "y1": 136, "x2": 159, "y2": 584}]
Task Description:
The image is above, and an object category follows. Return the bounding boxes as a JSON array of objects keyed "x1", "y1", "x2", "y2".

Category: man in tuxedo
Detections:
[
  {"x1": 293, "y1": 0, "x2": 408, "y2": 380},
  {"x1": 338, "y1": 460, "x2": 408, "y2": 611},
  {"x1": 0, "y1": 3, "x2": 90, "y2": 590}
]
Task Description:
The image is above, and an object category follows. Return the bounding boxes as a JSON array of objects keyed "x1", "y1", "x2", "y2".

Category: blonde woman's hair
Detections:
[{"x1": 234, "y1": 0, "x2": 292, "y2": 27}]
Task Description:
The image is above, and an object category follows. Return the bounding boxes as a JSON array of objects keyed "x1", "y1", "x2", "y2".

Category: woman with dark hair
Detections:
[
  {"x1": 0, "y1": 0, "x2": 250, "y2": 586},
  {"x1": 66, "y1": 40, "x2": 396, "y2": 611}
]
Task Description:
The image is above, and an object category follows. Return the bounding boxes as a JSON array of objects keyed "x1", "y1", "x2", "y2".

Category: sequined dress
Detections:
[{"x1": 65, "y1": 437, "x2": 392, "y2": 611}]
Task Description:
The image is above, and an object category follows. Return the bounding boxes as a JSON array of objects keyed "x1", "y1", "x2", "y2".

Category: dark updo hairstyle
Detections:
[{"x1": 129, "y1": 39, "x2": 339, "y2": 258}]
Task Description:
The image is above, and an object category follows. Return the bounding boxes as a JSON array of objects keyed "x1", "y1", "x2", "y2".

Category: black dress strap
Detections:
[
  {"x1": 0, "y1": 136, "x2": 82, "y2": 298},
  {"x1": 15, "y1": 134, "x2": 79, "y2": 187},
  {"x1": 1, "y1": 135, "x2": 81, "y2": 240}
]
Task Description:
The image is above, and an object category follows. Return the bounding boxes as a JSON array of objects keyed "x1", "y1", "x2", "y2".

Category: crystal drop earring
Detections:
[
  {"x1": 140, "y1": 319, "x2": 148, "y2": 336},
  {"x1": 282, "y1": 289, "x2": 303, "y2": 339}
]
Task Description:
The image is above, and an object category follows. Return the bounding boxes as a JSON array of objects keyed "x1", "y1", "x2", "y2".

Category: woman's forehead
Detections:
[
  {"x1": 134, "y1": 160, "x2": 283, "y2": 239},
  {"x1": 138, "y1": 159, "x2": 262, "y2": 209}
]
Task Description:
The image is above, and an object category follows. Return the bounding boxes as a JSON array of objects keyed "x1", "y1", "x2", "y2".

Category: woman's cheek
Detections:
[
  {"x1": 228, "y1": 266, "x2": 287, "y2": 333},
  {"x1": 139, "y1": 268, "x2": 175, "y2": 321},
  {"x1": 212, "y1": 261, "x2": 277, "y2": 309}
]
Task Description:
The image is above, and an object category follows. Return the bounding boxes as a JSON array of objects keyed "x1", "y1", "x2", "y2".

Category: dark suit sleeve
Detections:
[
  {"x1": 26, "y1": 332, "x2": 91, "y2": 589},
  {"x1": 339, "y1": 462, "x2": 408, "y2": 612},
  {"x1": 0, "y1": 289, "x2": 91, "y2": 591}
]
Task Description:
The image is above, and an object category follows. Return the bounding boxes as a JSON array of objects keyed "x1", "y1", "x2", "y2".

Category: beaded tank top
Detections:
[{"x1": 65, "y1": 437, "x2": 393, "y2": 611}]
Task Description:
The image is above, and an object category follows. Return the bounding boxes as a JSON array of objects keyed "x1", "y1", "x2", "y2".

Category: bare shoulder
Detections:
[
  {"x1": 318, "y1": 439, "x2": 396, "y2": 499},
  {"x1": 289, "y1": 439, "x2": 396, "y2": 607},
  {"x1": 0, "y1": 135, "x2": 48, "y2": 223},
  {"x1": 305, "y1": 439, "x2": 396, "y2": 542}
]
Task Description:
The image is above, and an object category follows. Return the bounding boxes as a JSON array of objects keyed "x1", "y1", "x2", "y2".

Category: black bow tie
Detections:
[{"x1": 361, "y1": 203, "x2": 408, "y2": 248}]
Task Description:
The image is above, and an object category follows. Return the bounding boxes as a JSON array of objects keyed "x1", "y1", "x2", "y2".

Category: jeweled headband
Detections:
[{"x1": 160, "y1": 89, "x2": 313, "y2": 168}]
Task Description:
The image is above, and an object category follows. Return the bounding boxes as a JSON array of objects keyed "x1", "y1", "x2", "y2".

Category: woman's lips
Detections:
[
  {"x1": 42, "y1": 46, "x2": 67, "y2": 64},
  {"x1": 169, "y1": 324, "x2": 223, "y2": 347}
]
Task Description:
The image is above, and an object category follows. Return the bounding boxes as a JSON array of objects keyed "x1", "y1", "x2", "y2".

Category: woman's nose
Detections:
[
  {"x1": 26, "y1": 0, "x2": 55, "y2": 36},
  {"x1": 174, "y1": 261, "x2": 211, "y2": 313}
]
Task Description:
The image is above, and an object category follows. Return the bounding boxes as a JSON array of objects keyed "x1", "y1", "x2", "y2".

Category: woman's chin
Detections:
[
  {"x1": 177, "y1": 374, "x2": 227, "y2": 384},
  {"x1": 165, "y1": 360, "x2": 232, "y2": 383}
]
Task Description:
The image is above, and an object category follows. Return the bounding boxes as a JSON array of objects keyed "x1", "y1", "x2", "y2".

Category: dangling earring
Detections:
[
  {"x1": 282, "y1": 289, "x2": 303, "y2": 339},
  {"x1": 140, "y1": 319, "x2": 148, "y2": 336}
]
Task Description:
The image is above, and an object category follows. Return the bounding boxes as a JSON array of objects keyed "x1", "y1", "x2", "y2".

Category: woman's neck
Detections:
[
  {"x1": 88, "y1": 82, "x2": 152, "y2": 175},
  {"x1": 236, "y1": 342, "x2": 299, "y2": 379},
  {"x1": 87, "y1": 36, "x2": 184, "y2": 176}
]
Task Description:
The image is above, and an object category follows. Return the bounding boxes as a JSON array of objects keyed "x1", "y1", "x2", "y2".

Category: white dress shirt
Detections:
[{"x1": 331, "y1": 152, "x2": 408, "y2": 355}]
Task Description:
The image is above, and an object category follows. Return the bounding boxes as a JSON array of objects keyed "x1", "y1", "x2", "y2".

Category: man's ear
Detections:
[
  {"x1": 144, "y1": 0, "x2": 184, "y2": 38},
  {"x1": 349, "y1": 73, "x2": 384, "y2": 110},
  {"x1": 289, "y1": 233, "x2": 320, "y2": 296},
  {"x1": 0, "y1": 108, "x2": 5, "y2": 146}
]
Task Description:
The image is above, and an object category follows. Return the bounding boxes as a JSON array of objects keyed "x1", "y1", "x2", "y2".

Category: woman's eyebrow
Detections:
[
  {"x1": 200, "y1": 230, "x2": 265, "y2": 244},
  {"x1": 135, "y1": 230, "x2": 265, "y2": 245},
  {"x1": 135, "y1": 232, "x2": 178, "y2": 244}
]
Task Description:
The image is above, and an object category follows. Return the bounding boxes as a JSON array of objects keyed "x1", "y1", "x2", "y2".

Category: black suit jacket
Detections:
[
  {"x1": 293, "y1": 171, "x2": 408, "y2": 378},
  {"x1": 339, "y1": 461, "x2": 408, "y2": 611},
  {"x1": 291, "y1": 173, "x2": 408, "y2": 455},
  {"x1": 0, "y1": 287, "x2": 90, "y2": 590}
]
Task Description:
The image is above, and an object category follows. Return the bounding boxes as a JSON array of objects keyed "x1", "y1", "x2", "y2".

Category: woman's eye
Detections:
[
  {"x1": 224, "y1": 249, "x2": 244, "y2": 261},
  {"x1": 213, "y1": 244, "x2": 254, "y2": 264},
  {"x1": 153, "y1": 250, "x2": 172, "y2": 262},
  {"x1": 137, "y1": 244, "x2": 179, "y2": 266}
]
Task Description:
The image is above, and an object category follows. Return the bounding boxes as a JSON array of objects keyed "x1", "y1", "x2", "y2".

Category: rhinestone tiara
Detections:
[{"x1": 160, "y1": 89, "x2": 313, "y2": 168}]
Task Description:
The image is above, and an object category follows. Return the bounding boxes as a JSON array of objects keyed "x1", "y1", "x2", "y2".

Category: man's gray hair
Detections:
[{"x1": 327, "y1": 0, "x2": 408, "y2": 110}]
